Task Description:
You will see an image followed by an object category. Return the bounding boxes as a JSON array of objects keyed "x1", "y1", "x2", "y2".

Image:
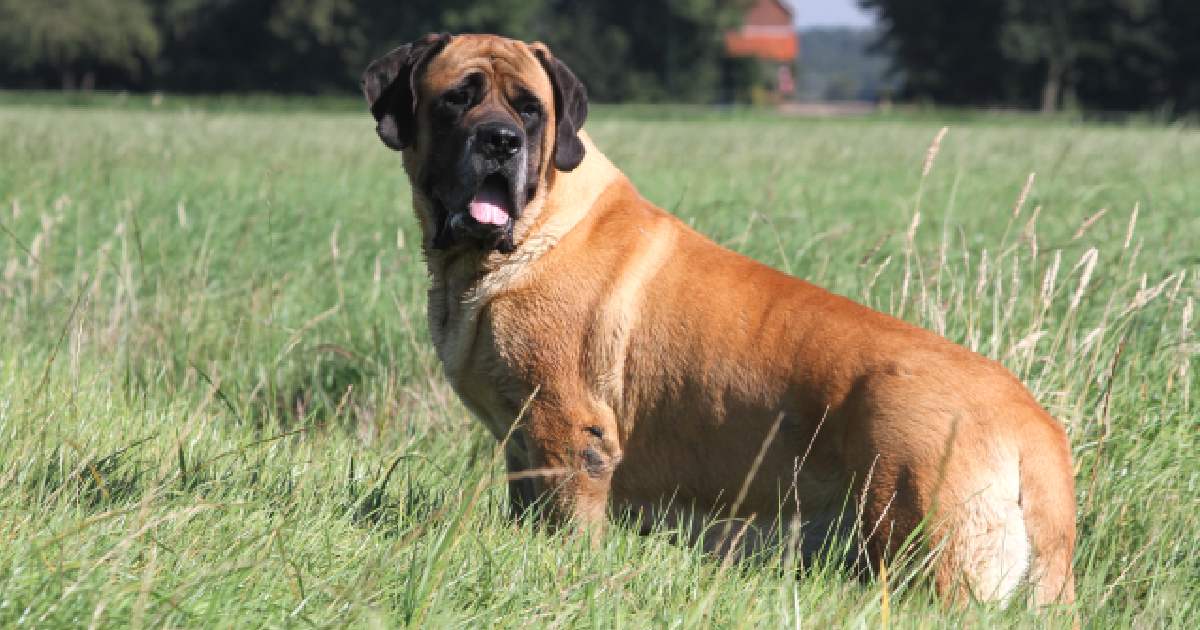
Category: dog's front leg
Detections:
[
  {"x1": 525, "y1": 401, "x2": 623, "y2": 534},
  {"x1": 504, "y1": 433, "x2": 538, "y2": 522}
]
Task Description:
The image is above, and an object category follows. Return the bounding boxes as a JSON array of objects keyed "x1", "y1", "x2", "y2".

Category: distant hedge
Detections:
[
  {"x1": 0, "y1": 0, "x2": 762, "y2": 103},
  {"x1": 861, "y1": 0, "x2": 1200, "y2": 113}
]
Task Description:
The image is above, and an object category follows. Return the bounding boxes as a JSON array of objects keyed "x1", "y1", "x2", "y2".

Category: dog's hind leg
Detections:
[
  {"x1": 1017, "y1": 419, "x2": 1077, "y2": 605},
  {"x1": 932, "y1": 467, "x2": 1031, "y2": 604},
  {"x1": 932, "y1": 417, "x2": 1077, "y2": 606},
  {"x1": 853, "y1": 441, "x2": 1034, "y2": 605}
]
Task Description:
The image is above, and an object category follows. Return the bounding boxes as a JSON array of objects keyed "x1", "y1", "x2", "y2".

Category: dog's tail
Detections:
[{"x1": 1018, "y1": 416, "x2": 1077, "y2": 605}]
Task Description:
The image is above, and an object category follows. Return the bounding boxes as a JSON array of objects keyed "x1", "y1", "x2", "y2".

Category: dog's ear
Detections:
[
  {"x1": 361, "y1": 33, "x2": 450, "y2": 151},
  {"x1": 530, "y1": 43, "x2": 588, "y2": 172}
]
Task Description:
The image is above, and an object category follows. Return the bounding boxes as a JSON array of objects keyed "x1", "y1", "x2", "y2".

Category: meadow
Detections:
[{"x1": 0, "y1": 97, "x2": 1196, "y2": 628}]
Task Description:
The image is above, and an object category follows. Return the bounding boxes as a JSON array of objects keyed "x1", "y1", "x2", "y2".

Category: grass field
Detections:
[{"x1": 1, "y1": 98, "x2": 1197, "y2": 628}]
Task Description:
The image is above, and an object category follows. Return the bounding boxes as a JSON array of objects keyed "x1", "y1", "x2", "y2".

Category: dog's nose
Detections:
[{"x1": 476, "y1": 123, "x2": 522, "y2": 160}]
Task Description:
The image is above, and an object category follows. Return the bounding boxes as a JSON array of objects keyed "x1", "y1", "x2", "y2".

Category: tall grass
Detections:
[{"x1": 1, "y1": 101, "x2": 1196, "y2": 627}]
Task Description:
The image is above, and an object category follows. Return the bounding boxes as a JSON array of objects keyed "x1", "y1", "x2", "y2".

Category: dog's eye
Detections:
[
  {"x1": 518, "y1": 102, "x2": 541, "y2": 121},
  {"x1": 443, "y1": 90, "x2": 470, "y2": 107}
]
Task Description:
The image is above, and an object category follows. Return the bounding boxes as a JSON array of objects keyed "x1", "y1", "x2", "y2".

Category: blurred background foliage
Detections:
[
  {"x1": 1, "y1": 0, "x2": 1200, "y2": 113},
  {"x1": 0, "y1": 0, "x2": 755, "y2": 102},
  {"x1": 862, "y1": 0, "x2": 1200, "y2": 113}
]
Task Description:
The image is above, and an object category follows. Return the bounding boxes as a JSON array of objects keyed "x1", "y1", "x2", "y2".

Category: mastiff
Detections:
[{"x1": 362, "y1": 33, "x2": 1076, "y2": 606}]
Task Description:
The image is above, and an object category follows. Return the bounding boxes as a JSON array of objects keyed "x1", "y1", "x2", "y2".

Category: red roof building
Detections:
[{"x1": 724, "y1": 0, "x2": 799, "y2": 63}]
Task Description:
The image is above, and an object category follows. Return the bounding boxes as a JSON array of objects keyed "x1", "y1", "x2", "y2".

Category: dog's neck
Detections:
[
  {"x1": 417, "y1": 132, "x2": 624, "y2": 363},
  {"x1": 504, "y1": 132, "x2": 622, "y2": 268}
]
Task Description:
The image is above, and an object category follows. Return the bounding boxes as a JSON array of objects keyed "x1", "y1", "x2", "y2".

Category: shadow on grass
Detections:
[
  {"x1": 250, "y1": 344, "x2": 369, "y2": 431},
  {"x1": 23, "y1": 439, "x2": 153, "y2": 510}
]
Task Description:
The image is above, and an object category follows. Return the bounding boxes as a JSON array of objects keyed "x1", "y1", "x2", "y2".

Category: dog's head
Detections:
[{"x1": 362, "y1": 33, "x2": 588, "y2": 253}]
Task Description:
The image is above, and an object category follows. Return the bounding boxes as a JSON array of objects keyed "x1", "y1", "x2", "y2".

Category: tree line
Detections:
[
  {"x1": 0, "y1": 0, "x2": 758, "y2": 103},
  {"x1": 861, "y1": 0, "x2": 1200, "y2": 113}
]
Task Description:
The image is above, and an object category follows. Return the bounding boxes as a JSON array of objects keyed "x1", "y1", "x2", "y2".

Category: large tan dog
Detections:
[{"x1": 362, "y1": 33, "x2": 1076, "y2": 605}]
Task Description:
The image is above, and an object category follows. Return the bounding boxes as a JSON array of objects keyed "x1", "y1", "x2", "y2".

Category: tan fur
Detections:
[{"x1": 388, "y1": 34, "x2": 1077, "y2": 607}]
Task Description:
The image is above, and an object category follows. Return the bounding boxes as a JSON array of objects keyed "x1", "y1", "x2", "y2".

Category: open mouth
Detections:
[
  {"x1": 431, "y1": 171, "x2": 534, "y2": 252},
  {"x1": 468, "y1": 173, "x2": 515, "y2": 227}
]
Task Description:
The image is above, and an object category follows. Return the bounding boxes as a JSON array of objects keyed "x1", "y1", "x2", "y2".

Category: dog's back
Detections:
[{"x1": 536, "y1": 169, "x2": 1077, "y2": 604}]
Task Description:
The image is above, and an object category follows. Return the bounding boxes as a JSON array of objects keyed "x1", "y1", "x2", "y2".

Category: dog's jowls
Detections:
[{"x1": 362, "y1": 33, "x2": 1076, "y2": 606}]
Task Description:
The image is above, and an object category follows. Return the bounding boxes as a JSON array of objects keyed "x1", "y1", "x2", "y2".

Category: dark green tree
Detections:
[
  {"x1": 543, "y1": 0, "x2": 753, "y2": 102},
  {"x1": 1001, "y1": 0, "x2": 1170, "y2": 112},
  {"x1": 859, "y1": 0, "x2": 1013, "y2": 105},
  {"x1": 1000, "y1": 0, "x2": 1079, "y2": 111},
  {"x1": 1148, "y1": 0, "x2": 1200, "y2": 112},
  {"x1": 1070, "y1": 0, "x2": 1172, "y2": 112},
  {"x1": 0, "y1": 0, "x2": 769, "y2": 103},
  {"x1": 862, "y1": 0, "x2": 1200, "y2": 113},
  {"x1": 0, "y1": 0, "x2": 160, "y2": 89}
]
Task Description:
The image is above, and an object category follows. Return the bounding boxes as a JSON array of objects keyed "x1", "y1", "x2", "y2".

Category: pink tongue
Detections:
[{"x1": 469, "y1": 187, "x2": 511, "y2": 226}]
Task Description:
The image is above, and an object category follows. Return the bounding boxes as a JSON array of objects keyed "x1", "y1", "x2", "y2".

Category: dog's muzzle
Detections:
[{"x1": 432, "y1": 122, "x2": 529, "y2": 253}]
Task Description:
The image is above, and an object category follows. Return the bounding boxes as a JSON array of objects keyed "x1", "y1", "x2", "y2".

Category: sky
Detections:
[{"x1": 785, "y1": 0, "x2": 876, "y2": 29}]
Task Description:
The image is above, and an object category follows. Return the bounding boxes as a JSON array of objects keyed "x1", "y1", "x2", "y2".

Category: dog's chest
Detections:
[{"x1": 427, "y1": 276, "x2": 538, "y2": 438}]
